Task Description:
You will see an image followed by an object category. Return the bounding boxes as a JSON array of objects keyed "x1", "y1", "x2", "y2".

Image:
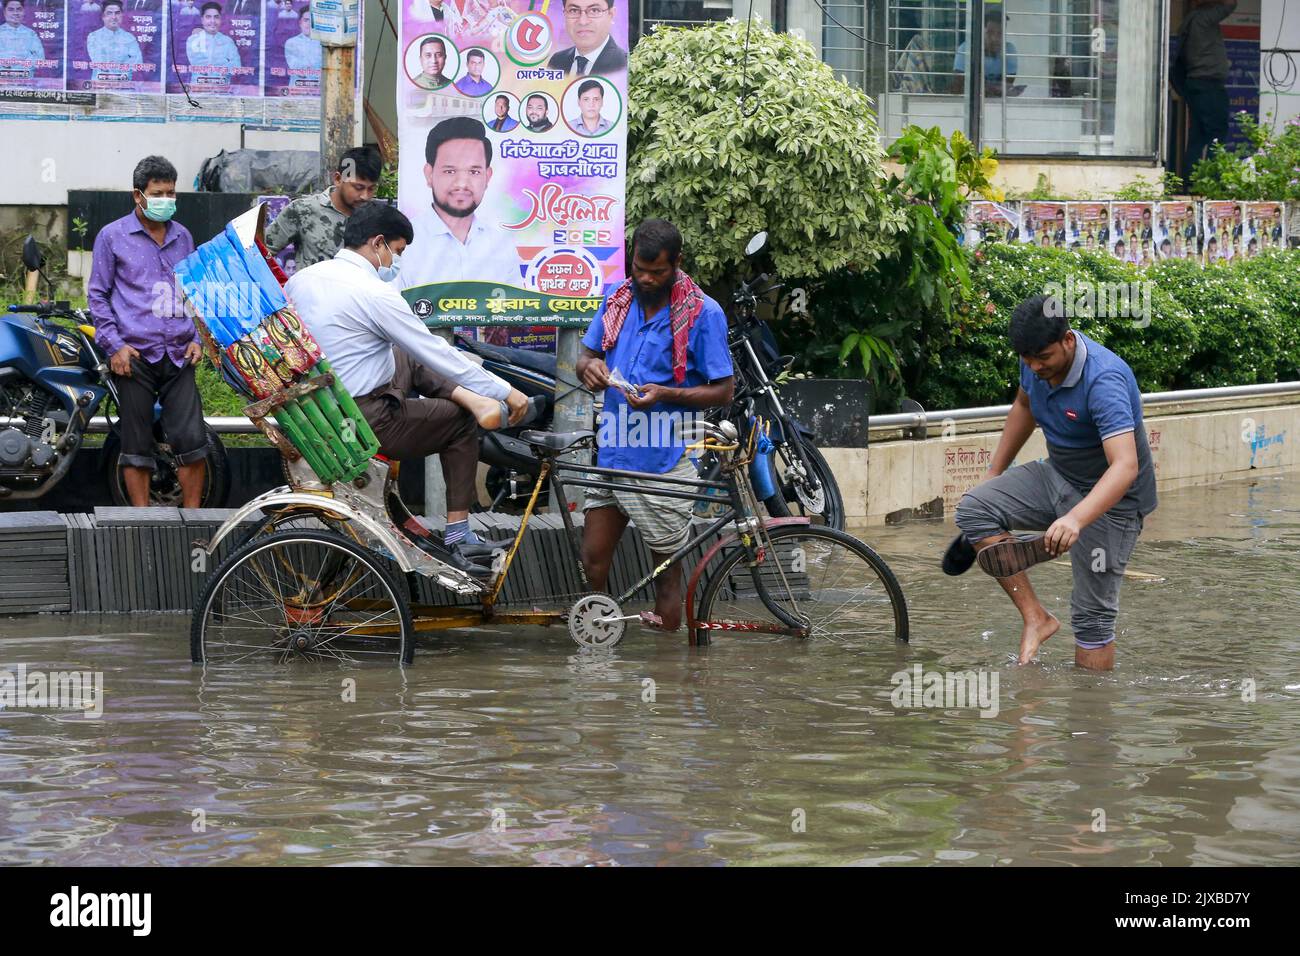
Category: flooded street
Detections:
[{"x1": 1, "y1": 474, "x2": 1298, "y2": 866}]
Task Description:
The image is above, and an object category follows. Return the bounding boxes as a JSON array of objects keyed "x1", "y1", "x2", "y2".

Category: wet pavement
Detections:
[{"x1": 1, "y1": 473, "x2": 1297, "y2": 865}]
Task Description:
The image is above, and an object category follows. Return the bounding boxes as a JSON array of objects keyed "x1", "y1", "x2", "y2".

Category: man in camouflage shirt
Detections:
[{"x1": 264, "y1": 146, "x2": 383, "y2": 269}]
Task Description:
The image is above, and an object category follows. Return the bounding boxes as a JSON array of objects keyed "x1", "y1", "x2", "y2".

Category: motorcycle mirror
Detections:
[
  {"x1": 744, "y1": 232, "x2": 768, "y2": 258},
  {"x1": 22, "y1": 235, "x2": 44, "y2": 273}
]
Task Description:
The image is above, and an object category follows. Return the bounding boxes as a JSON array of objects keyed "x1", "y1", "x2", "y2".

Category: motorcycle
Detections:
[
  {"x1": 725, "y1": 232, "x2": 845, "y2": 529},
  {"x1": 456, "y1": 332, "x2": 561, "y2": 510},
  {"x1": 459, "y1": 232, "x2": 844, "y2": 529},
  {"x1": 0, "y1": 236, "x2": 230, "y2": 507}
]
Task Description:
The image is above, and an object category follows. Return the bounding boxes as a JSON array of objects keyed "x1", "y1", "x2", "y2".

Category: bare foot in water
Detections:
[{"x1": 1019, "y1": 612, "x2": 1059, "y2": 664}]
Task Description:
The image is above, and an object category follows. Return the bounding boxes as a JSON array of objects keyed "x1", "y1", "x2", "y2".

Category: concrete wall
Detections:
[
  {"x1": 3, "y1": 122, "x2": 317, "y2": 208},
  {"x1": 993, "y1": 159, "x2": 1164, "y2": 197},
  {"x1": 833, "y1": 395, "x2": 1300, "y2": 527}
]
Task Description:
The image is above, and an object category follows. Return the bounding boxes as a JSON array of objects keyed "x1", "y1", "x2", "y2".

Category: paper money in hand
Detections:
[{"x1": 608, "y1": 367, "x2": 643, "y2": 398}]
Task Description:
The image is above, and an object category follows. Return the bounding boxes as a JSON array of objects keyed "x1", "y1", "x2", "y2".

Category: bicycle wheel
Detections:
[
  {"x1": 192, "y1": 529, "x2": 414, "y2": 665},
  {"x1": 693, "y1": 525, "x2": 908, "y2": 646},
  {"x1": 233, "y1": 508, "x2": 415, "y2": 606}
]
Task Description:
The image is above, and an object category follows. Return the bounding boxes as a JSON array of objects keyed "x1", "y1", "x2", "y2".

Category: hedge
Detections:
[{"x1": 909, "y1": 245, "x2": 1300, "y2": 411}]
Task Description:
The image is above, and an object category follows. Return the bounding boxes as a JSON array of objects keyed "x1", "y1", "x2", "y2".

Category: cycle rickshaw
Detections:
[{"x1": 184, "y1": 209, "x2": 909, "y2": 665}]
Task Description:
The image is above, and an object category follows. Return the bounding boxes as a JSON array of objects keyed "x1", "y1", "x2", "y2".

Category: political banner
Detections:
[
  {"x1": 1154, "y1": 200, "x2": 1200, "y2": 261},
  {"x1": 0, "y1": 0, "x2": 64, "y2": 91},
  {"x1": 257, "y1": 194, "x2": 300, "y2": 276},
  {"x1": 1064, "y1": 202, "x2": 1109, "y2": 253},
  {"x1": 395, "y1": 0, "x2": 629, "y2": 332},
  {"x1": 265, "y1": 0, "x2": 319, "y2": 97},
  {"x1": 1019, "y1": 201, "x2": 1066, "y2": 250},
  {"x1": 67, "y1": 0, "x2": 164, "y2": 94},
  {"x1": 166, "y1": 0, "x2": 262, "y2": 96},
  {"x1": 1202, "y1": 199, "x2": 1239, "y2": 262},
  {"x1": 1241, "y1": 201, "x2": 1285, "y2": 257},
  {"x1": 1109, "y1": 202, "x2": 1154, "y2": 265},
  {"x1": 963, "y1": 201, "x2": 1019, "y2": 247}
]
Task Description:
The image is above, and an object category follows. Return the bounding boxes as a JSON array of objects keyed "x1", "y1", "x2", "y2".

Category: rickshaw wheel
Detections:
[{"x1": 192, "y1": 528, "x2": 415, "y2": 665}]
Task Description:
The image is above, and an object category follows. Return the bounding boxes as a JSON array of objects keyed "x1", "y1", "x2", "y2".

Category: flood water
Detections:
[{"x1": 1, "y1": 474, "x2": 1298, "y2": 866}]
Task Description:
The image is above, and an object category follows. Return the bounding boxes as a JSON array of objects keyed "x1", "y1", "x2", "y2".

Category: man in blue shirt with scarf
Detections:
[{"x1": 577, "y1": 219, "x2": 734, "y2": 632}]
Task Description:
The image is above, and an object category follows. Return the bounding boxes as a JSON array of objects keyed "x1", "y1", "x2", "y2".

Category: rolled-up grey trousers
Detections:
[{"x1": 954, "y1": 460, "x2": 1143, "y2": 649}]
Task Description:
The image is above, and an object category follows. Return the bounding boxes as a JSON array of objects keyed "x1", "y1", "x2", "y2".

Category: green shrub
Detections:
[
  {"x1": 1147, "y1": 257, "x2": 1284, "y2": 388},
  {"x1": 910, "y1": 243, "x2": 1209, "y2": 409},
  {"x1": 1190, "y1": 112, "x2": 1300, "y2": 201},
  {"x1": 771, "y1": 127, "x2": 1000, "y2": 411},
  {"x1": 1231, "y1": 249, "x2": 1300, "y2": 380},
  {"x1": 626, "y1": 21, "x2": 904, "y2": 285},
  {"x1": 1073, "y1": 251, "x2": 1198, "y2": 390}
]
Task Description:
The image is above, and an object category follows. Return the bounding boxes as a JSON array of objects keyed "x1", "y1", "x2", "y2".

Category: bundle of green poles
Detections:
[{"x1": 175, "y1": 223, "x2": 380, "y2": 484}]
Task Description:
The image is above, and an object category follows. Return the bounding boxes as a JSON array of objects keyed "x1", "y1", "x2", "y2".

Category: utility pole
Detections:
[
  {"x1": 551, "y1": 328, "x2": 590, "y2": 512},
  {"x1": 311, "y1": 0, "x2": 359, "y2": 183}
]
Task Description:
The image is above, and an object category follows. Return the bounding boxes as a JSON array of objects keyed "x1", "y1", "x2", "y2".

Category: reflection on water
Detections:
[{"x1": 1, "y1": 474, "x2": 1298, "y2": 865}]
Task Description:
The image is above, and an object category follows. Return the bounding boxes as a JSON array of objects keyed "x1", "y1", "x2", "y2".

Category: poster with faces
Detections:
[
  {"x1": 1065, "y1": 202, "x2": 1109, "y2": 254},
  {"x1": 1155, "y1": 201, "x2": 1200, "y2": 260},
  {"x1": 1241, "y1": 201, "x2": 1285, "y2": 258},
  {"x1": 1019, "y1": 202, "x2": 1066, "y2": 250},
  {"x1": 1110, "y1": 203, "x2": 1155, "y2": 266},
  {"x1": 964, "y1": 201, "x2": 1020, "y2": 247},
  {"x1": 395, "y1": 0, "x2": 630, "y2": 346},
  {"x1": 1202, "y1": 200, "x2": 1238, "y2": 263}
]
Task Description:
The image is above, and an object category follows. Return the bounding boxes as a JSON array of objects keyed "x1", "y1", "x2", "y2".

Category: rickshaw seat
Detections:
[{"x1": 520, "y1": 429, "x2": 593, "y2": 453}]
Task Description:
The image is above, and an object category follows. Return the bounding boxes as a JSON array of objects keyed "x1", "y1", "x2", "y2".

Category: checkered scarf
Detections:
[{"x1": 600, "y1": 271, "x2": 705, "y2": 384}]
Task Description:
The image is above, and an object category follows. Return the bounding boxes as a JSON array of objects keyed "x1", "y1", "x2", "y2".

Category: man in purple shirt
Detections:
[{"x1": 89, "y1": 155, "x2": 208, "y2": 507}]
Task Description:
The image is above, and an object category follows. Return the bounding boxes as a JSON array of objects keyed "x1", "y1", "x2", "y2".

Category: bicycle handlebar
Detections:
[{"x1": 679, "y1": 419, "x2": 739, "y2": 444}]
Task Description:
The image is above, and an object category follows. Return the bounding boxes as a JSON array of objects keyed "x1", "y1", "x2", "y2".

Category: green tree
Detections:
[
  {"x1": 626, "y1": 21, "x2": 904, "y2": 285},
  {"x1": 772, "y1": 127, "x2": 999, "y2": 410}
]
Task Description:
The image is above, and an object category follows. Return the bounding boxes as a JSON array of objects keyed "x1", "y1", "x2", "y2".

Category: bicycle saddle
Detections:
[{"x1": 520, "y1": 429, "x2": 593, "y2": 452}]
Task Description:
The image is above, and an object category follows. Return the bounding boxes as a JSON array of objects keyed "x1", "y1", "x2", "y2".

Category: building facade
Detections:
[{"x1": 618, "y1": 1, "x2": 1291, "y2": 195}]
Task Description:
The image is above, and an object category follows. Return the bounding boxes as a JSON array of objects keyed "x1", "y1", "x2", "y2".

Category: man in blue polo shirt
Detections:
[
  {"x1": 576, "y1": 219, "x2": 734, "y2": 632},
  {"x1": 949, "y1": 294, "x2": 1157, "y2": 671}
]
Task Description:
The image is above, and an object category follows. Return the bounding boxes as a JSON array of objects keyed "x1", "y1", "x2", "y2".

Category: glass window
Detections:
[
  {"x1": 882, "y1": 1, "x2": 970, "y2": 142},
  {"x1": 821, "y1": 1, "x2": 870, "y2": 90},
  {"x1": 632, "y1": 0, "x2": 1163, "y2": 159},
  {"x1": 964, "y1": 0, "x2": 1160, "y2": 157},
  {"x1": 634, "y1": 0, "x2": 773, "y2": 41}
]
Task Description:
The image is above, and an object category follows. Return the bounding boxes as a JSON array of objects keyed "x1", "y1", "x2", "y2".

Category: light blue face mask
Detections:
[
  {"x1": 139, "y1": 194, "x2": 177, "y2": 223},
  {"x1": 377, "y1": 239, "x2": 402, "y2": 282}
]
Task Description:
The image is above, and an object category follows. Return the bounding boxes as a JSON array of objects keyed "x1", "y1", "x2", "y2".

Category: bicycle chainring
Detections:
[{"x1": 567, "y1": 594, "x2": 625, "y2": 649}]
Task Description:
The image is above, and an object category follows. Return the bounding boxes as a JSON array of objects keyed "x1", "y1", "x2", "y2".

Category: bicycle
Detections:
[
  {"x1": 184, "y1": 206, "x2": 908, "y2": 665},
  {"x1": 191, "y1": 417, "x2": 908, "y2": 663}
]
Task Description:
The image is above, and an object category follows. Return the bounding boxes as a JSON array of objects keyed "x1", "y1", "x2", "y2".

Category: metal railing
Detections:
[
  {"x1": 7, "y1": 382, "x2": 1299, "y2": 439},
  {"x1": 866, "y1": 381, "x2": 1300, "y2": 433}
]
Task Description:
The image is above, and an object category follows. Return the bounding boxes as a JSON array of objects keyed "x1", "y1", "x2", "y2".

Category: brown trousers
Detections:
[{"x1": 354, "y1": 348, "x2": 480, "y2": 512}]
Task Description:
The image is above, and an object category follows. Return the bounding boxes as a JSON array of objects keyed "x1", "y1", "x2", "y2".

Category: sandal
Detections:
[
  {"x1": 941, "y1": 533, "x2": 977, "y2": 576},
  {"x1": 638, "y1": 610, "x2": 682, "y2": 633},
  {"x1": 976, "y1": 535, "x2": 1059, "y2": 578}
]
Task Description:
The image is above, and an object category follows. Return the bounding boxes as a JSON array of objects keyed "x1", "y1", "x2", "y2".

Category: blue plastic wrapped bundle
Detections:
[{"x1": 176, "y1": 209, "x2": 380, "y2": 484}]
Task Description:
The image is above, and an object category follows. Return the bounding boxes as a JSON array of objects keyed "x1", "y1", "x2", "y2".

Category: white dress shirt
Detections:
[
  {"x1": 571, "y1": 36, "x2": 609, "y2": 75},
  {"x1": 399, "y1": 207, "x2": 524, "y2": 293},
  {"x1": 285, "y1": 248, "x2": 509, "y2": 400}
]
